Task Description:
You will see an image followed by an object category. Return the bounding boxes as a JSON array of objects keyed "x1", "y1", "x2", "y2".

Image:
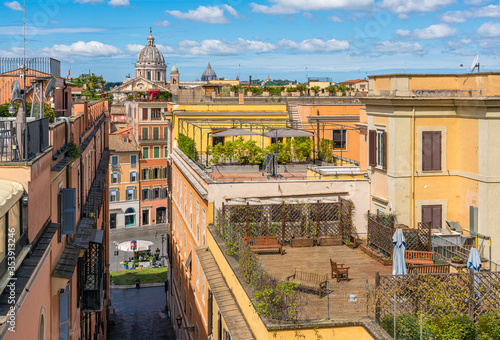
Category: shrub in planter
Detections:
[
  {"x1": 477, "y1": 312, "x2": 500, "y2": 340},
  {"x1": 380, "y1": 313, "x2": 420, "y2": 339},
  {"x1": 427, "y1": 315, "x2": 475, "y2": 340}
]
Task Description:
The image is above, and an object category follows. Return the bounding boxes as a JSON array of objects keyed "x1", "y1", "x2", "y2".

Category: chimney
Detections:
[{"x1": 249, "y1": 75, "x2": 252, "y2": 85}]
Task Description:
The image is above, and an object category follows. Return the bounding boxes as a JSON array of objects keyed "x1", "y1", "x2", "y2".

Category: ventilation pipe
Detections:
[{"x1": 56, "y1": 117, "x2": 70, "y2": 145}]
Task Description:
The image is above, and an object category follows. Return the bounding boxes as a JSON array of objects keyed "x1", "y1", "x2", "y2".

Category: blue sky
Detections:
[{"x1": 1, "y1": 0, "x2": 500, "y2": 82}]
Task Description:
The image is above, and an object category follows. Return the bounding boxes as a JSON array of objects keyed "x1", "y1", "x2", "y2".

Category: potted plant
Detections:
[
  {"x1": 451, "y1": 256, "x2": 463, "y2": 264},
  {"x1": 345, "y1": 240, "x2": 354, "y2": 249}
]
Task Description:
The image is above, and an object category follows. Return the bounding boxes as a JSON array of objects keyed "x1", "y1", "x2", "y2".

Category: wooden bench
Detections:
[
  {"x1": 405, "y1": 250, "x2": 435, "y2": 265},
  {"x1": 244, "y1": 236, "x2": 283, "y2": 255},
  {"x1": 407, "y1": 264, "x2": 450, "y2": 274},
  {"x1": 287, "y1": 269, "x2": 328, "y2": 297},
  {"x1": 330, "y1": 260, "x2": 350, "y2": 282}
]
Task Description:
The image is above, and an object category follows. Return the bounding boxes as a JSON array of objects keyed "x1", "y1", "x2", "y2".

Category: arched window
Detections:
[
  {"x1": 172, "y1": 78, "x2": 177, "y2": 84},
  {"x1": 125, "y1": 208, "x2": 135, "y2": 227},
  {"x1": 39, "y1": 307, "x2": 46, "y2": 340}
]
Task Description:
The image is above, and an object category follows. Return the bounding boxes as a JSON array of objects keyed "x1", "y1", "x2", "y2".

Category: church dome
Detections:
[
  {"x1": 137, "y1": 33, "x2": 165, "y2": 66},
  {"x1": 171, "y1": 64, "x2": 178, "y2": 72},
  {"x1": 201, "y1": 62, "x2": 217, "y2": 81}
]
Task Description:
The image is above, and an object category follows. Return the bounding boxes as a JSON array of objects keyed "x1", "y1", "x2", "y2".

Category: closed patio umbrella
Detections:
[
  {"x1": 467, "y1": 248, "x2": 482, "y2": 272},
  {"x1": 392, "y1": 229, "x2": 407, "y2": 275}
]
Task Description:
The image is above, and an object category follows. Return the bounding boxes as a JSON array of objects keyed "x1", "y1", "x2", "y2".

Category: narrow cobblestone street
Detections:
[{"x1": 107, "y1": 287, "x2": 175, "y2": 340}]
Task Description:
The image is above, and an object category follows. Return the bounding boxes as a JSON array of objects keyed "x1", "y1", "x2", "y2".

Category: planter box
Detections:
[
  {"x1": 211, "y1": 164, "x2": 259, "y2": 173},
  {"x1": 291, "y1": 238, "x2": 314, "y2": 247},
  {"x1": 360, "y1": 244, "x2": 393, "y2": 266},
  {"x1": 318, "y1": 237, "x2": 342, "y2": 246},
  {"x1": 278, "y1": 164, "x2": 309, "y2": 173}
]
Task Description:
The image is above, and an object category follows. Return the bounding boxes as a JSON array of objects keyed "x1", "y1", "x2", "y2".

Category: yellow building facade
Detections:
[{"x1": 363, "y1": 73, "x2": 500, "y2": 262}]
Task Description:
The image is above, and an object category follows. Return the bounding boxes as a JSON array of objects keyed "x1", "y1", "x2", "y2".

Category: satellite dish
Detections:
[
  {"x1": 470, "y1": 55, "x2": 479, "y2": 73},
  {"x1": 11, "y1": 80, "x2": 21, "y2": 100},
  {"x1": 45, "y1": 78, "x2": 55, "y2": 99}
]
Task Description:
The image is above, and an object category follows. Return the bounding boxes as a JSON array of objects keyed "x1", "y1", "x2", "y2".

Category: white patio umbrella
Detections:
[
  {"x1": 392, "y1": 229, "x2": 407, "y2": 275},
  {"x1": 467, "y1": 248, "x2": 482, "y2": 272},
  {"x1": 118, "y1": 240, "x2": 154, "y2": 252}
]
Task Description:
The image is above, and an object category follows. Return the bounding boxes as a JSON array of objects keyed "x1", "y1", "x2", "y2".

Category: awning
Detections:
[
  {"x1": 211, "y1": 128, "x2": 262, "y2": 137},
  {"x1": 0, "y1": 180, "x2": 23, "y2": 218}
]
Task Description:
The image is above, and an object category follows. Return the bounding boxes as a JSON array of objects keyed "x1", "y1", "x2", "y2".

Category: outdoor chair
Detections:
[{"x1": 330, "y1": 259, "x2": 350, "y2": 282}]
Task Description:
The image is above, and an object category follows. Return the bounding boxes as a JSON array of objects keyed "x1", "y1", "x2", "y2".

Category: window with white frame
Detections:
[
  {"x1": 130, "y1": 154, "x2": 137, "y2": 168},
  {"x1": 153, "y1": 167, "x2": 161, "y2": 179},
  {"x1": 110, "y1": 189, "x2": 119, "y2": 202},
  {"x1": 111, "y1": 172, "x2": 120, "y2": 184},
  {"x1": 126, "y1": 188, "x2": 136, "y2": 201},
  {"x1": 196, "y1": 201, "x2": 200, "y2": 243},
  {"x1": 153, "y1": 187, "x2": 161, "y2": 200},
  {"x1": 202, "y1": 270, "x2": 206, "y2": 305},
  {"x1": 189, "y1": 192, "x2": 193, "y2": 230},
  {"x1": 202, "y1": 208, "x2": 206, "y2": 245},
  {"x1": 196, "y1": 256, "x2": 200, "y2": 289},
  {"x1": 142, "y1": 188, "x2": 150, "y2": 200},
  {"x1": 184, "y1": 184, "x2": 187, "y2": 216},
  {"x1": 184, "y1": 231, "x2": 187, "y2": 257},
  {"x1": 130, "y1": 171, "x2": 138, "y2": 182},
  {"x1": 376, "y1": 130, "x2": 385, "y2": 168}
]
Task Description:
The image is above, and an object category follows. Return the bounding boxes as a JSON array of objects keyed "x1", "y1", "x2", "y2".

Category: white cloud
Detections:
[
  {"x1": 40, "y1": 41, "x2": 121, "y2": 57},
  {"x1": 372, "y1": 41, "x2": 424, "y2": 54},
  {"x1": 74, "y1": 0, "x2": 104, "y2": 4},
  {"x1": 154, "y1": 20, "x2": 170, "y2": 27},
  {"x1": 176, "y1": 39, "x2": 276, "y2": 55},
  {"x1": 125, "y1": 44, "x2": 144, "y2": 54},
  {"x1": 302, "y1": 12, "x2": 318, "y2": 21},
  {"x1": 250, "y1": 0, "x2": 373, "y2": 15},
  {"x1": 237, "y1": 38, "x2": 276, "y2": 52},
  {"x1": 395, "y1": 29, "x2": 410, "y2": 36},
  {"x1": 327, "y1": 15, "x2": 343, "y2": 23},
  {"x1": 278, "y1": 38, "x2": 349, "y2": 52},
  {"x1": 398, "y1": 14, "x2": 409, "y2": 20},
  {"x1": 0, "y1": 26, "x2": 104, "y2": 35},
  {"x1": 413, "y1": 24, "x2": 457, "y2": 39},
  {"x1": 440, "y1": 5, "x2": 500, "y2": 23},
  {"x1": 108, "y1": 0, "x2": 129, "y2": 7},
  {"x1": 4, "y1": 1, "x2": 22, "y2": 11},
  {"x1": 477, "y1": 22, "x2": 500, "y2": 37},
  {"x1": 165, "y1": 5, "x2": 238, "y2": 24},
  {"x1": 50, "y1": 20, "x2": 61, "y2": 24},
  {"x1": 379, "y1": 0, "x2": 453, "y2": 14}
]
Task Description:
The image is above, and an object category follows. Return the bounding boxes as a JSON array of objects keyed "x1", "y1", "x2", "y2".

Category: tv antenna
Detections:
[{"x1": 460, "y1": 55, "x2": 480, "y2": 73}]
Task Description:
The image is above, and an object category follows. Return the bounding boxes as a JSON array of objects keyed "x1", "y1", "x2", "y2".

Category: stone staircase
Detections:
[{"x1": 287, "y1": 104, "x2": 303, "y2": 129}]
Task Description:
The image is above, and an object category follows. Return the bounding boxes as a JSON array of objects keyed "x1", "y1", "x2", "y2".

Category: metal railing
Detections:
[
  {"x1": 0, "y1": 118, "x2": 49, "y2": 162},
  {"x1": 0, "y1": 57, "x2": 60, "y2": 77}
]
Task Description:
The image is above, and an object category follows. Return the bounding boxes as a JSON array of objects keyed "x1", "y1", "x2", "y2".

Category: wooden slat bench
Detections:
[
  {"x1": 405, "y1": 250, "x2": 435, "y2": 265},
  {"x1": 287, "y1": 269, "x2": 327, "y2": 297},
  {"x1": 244, "y1": 236, "x2": 282, "y2": 255},
  {"x1": 407, "y1": 264, "x2": 450, "y2": 274}
]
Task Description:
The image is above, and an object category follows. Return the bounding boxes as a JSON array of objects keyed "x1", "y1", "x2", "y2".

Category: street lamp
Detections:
[
  {"x1": 175, "y1": 314, "x2": 195, "y2": 332},
  {"x1": 155, "y1": 232, "x2": 167, "y2": 260}
]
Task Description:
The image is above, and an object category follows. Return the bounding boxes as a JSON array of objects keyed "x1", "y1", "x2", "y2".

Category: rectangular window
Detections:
[
  {"x1": 142, "y1": 188, "x2": 150, "y2": 200},
  {"x1": 163, "y1": 187, "x2": 168, "y2": 199},
  {"x1": 189, "y1": 192, "x2": 193, "y2": 230},
  {"x1": 151, "y1": 108, "x2": 161, "y2": 119},
  {"x1": 422, "y1": 205, "x2": 442, "y2": 229},
  {"x1": 196, "y1": 201, "x2": 200, "y2": 243},
  {"x1": 196, "y1": 256, "x2": 200, "y2": 289},
  {"x1": 130, "y1": 155, "x2": 137, "y2": 168},
  {"x1": 164, "y1": 146, "x2": 168, "y2": 158},
  {"x1": 153, "y1": 127, "x2": 160, "y2": 140},
  {"x1": 332, "y1": 129, "x2": 347, "y2": 150},
  {"x1": 154, "y1": 146, "x2": 160, "y2": 158},
  {"x1": 142, "y1": 127, "x2": 149, "y2": 140},
  {"x1": 369, "y1": 129, "x2": 386, "y2": 169},
  {"x1": 111, "y1": 172, "x2": 120, "y2": 184},
  {"x1": 111, "y1": 155, "x2": 118, "y2": 170},
  {"x1": 202, "y1": 208, "x2": 206, "y2": 245},
  {"x1": 153, "y1": 167, "x2": 161, "y2": 179},
  {"x1": 153, "y1": 188, "x2": 161, "y2": 200},
  {"x1": 142, "y1": 147, "x2": 149, "y2": 159},
  {"x1": 142, "y1": 168, "x2": 150, "y2": 180},
  {"x1": 422, "y1": 131, "x2": 442, "y2": 171},
  {"x1": 110, "y1": 213, "x2": 117, "y2": 229},
  {"x1": 110, "y1": 189, "x2": 119, "y2": 202},
  {"x1": 142, "y1": 108, "x2": 148, "y2": 121},
  {"x1": 126, "y1": 188, "x2": 136, "y2": 201},
  {"x1": 184, "y1": 231, "x2": 187, "y2": 258},
  {"x1": 184, "y1": 184, "x2": 187, "y2": 216},
  {"x1": 202, "y1": 270, "x2": 206, "y2": 305},
  {"x1": 163, "y1": 166, "x2": 168, "y2": 179},
  {"x1": 163, "y1": 126, "x2": 169, "y2": 140},
  {"x1": 130, "y1": 171, "x2": 138, "y2": 182}
]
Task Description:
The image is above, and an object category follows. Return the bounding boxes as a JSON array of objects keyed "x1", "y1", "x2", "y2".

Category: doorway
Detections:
[
  {"x1": 142, "y1": 209, "x2": 150, "y2": 226},
  {"x1": 156, "y1": 207, "x2": 166, "y2": 224}
]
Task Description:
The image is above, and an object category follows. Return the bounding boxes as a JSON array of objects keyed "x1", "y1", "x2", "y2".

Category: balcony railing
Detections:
[
  {"x1": 81, "y1": 242, "x2": 104, "y2": 312},
  {"x1": 82, "y1": 150, "x2": 110, "y2": 219},
  {"x1": 0, "y1": 118, "x2": 49, "y2": 162},
  {"x1": 0, "y1": 57, "x2": 60, "y2": 77}
]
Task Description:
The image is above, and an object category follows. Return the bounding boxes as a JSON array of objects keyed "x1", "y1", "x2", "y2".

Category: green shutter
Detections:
[{"x1": 154, "y1": 147, "x2": 160, "y2": 158}]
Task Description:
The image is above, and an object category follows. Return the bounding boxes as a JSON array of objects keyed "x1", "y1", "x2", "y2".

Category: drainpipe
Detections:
[
  {"x1": 56, "y1": 116, "x2": 71, "y2": 144},
  {"x1": 411, "y1": 105, "x2": 416, "y2": 228}
]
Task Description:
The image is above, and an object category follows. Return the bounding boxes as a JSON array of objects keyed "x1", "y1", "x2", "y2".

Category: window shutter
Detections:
[
  {"x1": 382, "y1": 130, "x2": 387, "y2": 170},
  {"x1": 422, "y1": 206, "x2": 432, "y2": 226},
  {"x1": 369, "y1": 130, "x2": 376, "y2": 167},
  {"x1": 422, "y1": 132, "x2": 431, "y2": 171},
  {"x1": 470, "y1": 206, "x2": 478, "y2": 234},
  {"x1": 432, "y1": 131, "x2": 441, "y2": 171},
  {"x1": 61, "y1": 188, "x2": 76, "y2": 234},
  {"x1": 432, "y1": 205, "x2": 442, "y2": 228},
  {"x1": 142, "y1": 108, "x2": 148, "y2": 120},
  {"x1": 59, "y1": 284, "x2": 70, "y2": 340}
]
